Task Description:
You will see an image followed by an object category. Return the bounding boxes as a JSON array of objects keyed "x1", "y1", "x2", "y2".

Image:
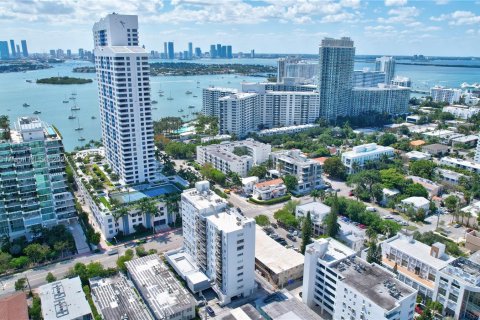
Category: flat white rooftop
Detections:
[
  {"x1": 207, "y1": 210, "x2": 254, "y2": 233},
  {"x1": 385, "y1": 235, "x2": 454, "y2": 269},
  {"x1": 255, "y1": 227, "x2": 304, "y2": 275},
  {"x1": 181, "y1": 188, "x2": 227, "y2": 211},
  {"x1": 307, "y1": 238, "x2": 356, "y2": 266},
  {"x1": 342, "y1": 143, "x2": 394, "y2": 157}
]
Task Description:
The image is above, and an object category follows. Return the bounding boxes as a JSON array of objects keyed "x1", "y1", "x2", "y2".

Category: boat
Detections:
[
  {"x1": 197, "y1": 81, "x2": 200, "y2": 84},
  {"x1": 185, "y1": 90, "x2": 192, "y2": 95},
  {"x1": 151, "y1": 100, "x2": 158, "y2": 104},
  {"x1": 71, "y1": 103, "x2": 80, "y2": 111},
  {"x1": 22, "y1": 103, "x2": 30, "y2": 107},
  {"x1": 159, "y1": 93, "x2": 164, "y2": 97},
  {"x1": 91, "y1": 116, "x2": 96, "y2": 119},
  {"x1": 188, "y1": 105, "x2": 195, "y2": 109},
  {"x1": 153, "y1": 107, "x2": 158, "y2": 110},
  {"x1": 227, "y1": 81, "x2": 231, "y2": 84},
  {"x1": 75, "y1": 118, "x2": 83, "y2": 131},
  {"x1": 69, "y1": 96, "x2": 75, "y2": 100},
  {"x1": 63, "y1": 100, "x2": 69, "y2": 103},
  {"x1": 68, "y1": 115, "x2": 76, "y2": 120},
  {"x1": 178, "y1": 109, "x2": 184, "y2": 113},
  {"x1": 26, "y1": 80, "x2": 32, "y2": 83},
  {"x1": 167, "y1": 91, "x2": 174, "y2": 101},
  {"x1": 193, "y1": 95, "x2": 198, "y2": 98},
  {"x1": 33, "y1": 111, "x2": 41, "y2": 114},
  {"x1": 78, "y1": 137, "x2": 85, "y2": 141}
]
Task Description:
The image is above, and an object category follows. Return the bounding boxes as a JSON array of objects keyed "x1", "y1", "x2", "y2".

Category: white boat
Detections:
[
  {"x1": 167, "y1": 91, "x2": 174, "y2": 101},
  {"x1": 75, "y1": 118, "x2": 83, "y2": 131}
]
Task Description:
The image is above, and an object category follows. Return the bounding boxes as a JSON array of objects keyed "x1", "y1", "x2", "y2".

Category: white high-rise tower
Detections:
[
  {"x1": 375, "y1": 56, "x2": 396, "y2": 85},
  {"x1": 93, "y1": 14, "x2": 156, "y2": 185}
]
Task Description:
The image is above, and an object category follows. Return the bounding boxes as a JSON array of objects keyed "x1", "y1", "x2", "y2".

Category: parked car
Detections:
[
  {"x1": 366, "y1": 207, "x2": 377, "y2": 212},
  {"x1": 348, "y1": 190, "x2": 355, "y2": 196},
  {"x1": 107, "y1": 249, "x2": 118, "y2": 256},
  {"x1": 453, "y1": 224, "x2": 461, "y2": 228},
  {"x1": 271, "y1": 223, "x2": 278, "y2": 229},
  {"x1": 384, "y1": 215, "x2": 394, "y2": 220},
  {"x1": 286, "y1": 234, "x2": 297, "y2": 241},
  {"x1": 292, "y1": 230, "x2": 299, "y2": 237},
  {"x1": 401, "y1": 221, "x2": 409, "y2": 226},
  {"x1": 286, "y1": 245, "x2": 294, "y2": 249},
  {"x1": 205, "y1": 306, "x2": 215, "y2": 317}
]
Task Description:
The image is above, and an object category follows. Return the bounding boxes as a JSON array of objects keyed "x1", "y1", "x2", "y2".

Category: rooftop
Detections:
[
  {"x1": 254, "y1": 178, "x2": 284, "y2": 189},
  {"x1": 441, "y1": 157, "x2": 480, "y2": 170},
  {"x1": 451, "y1": 134, "x2": 479, "y2": 143},
  {"x1": 39, "y1": 277, "x2": 92, "y2": 320},
  {"x1": 218, "y1": 304, "x2": 263, "y2": 320},
  {"x1": 0, "y1": 292, "x2": 28, "y2": 320},
  {"x1": 219, "y1": 92, "x2": 258, "y2": 100},
  {"x1": 422, "y1": 143, "x2": 450, "y2": 151},
  {"x1": 207, "y1": 210, "x2": 255, "y2": 233},
  {"x1": 307, "y1": 238, "x2": 356, "y2": 266},
  {"x1": 384, "y1": 235, "x2": 454, "y2": 270},
  {"x1": 125, "y1": 255, "x2": 196, "y2": 319},
  {"x1": 296, "y1": 201, "x2": 331, "y2": 222},
  {"x1": 90, "y1": 275, "x2": 153, "y2": 320},
  {"x1": 257, "y1": 124, "x2": 319, "y2": 135},
  {"x1": 259, "y1": 290, "x2": 324, "y2": 320},
  {"x1": 334, "y1": 257, "x2": 415, "y2": 311},
  {"x1": 401, "y1": 196, "x2": 430, "y2": 208},
  {"x1": 271, "y1": 149, "x2": 319, "y2": 165},
  {"x1": 343, "y1": 143, "x2": 394, "y2": 157},
  {"x1": 255, "y1": 227, "x2": 304, "y2": 275},
  {"x1": 405, "y1": 151, "x2": 431, "y2": 159},
  {"x1": 181, "y1": 181, "x2": 227, "y2": 212},
  {"x1": 410, "y1": 140, "x2": 426, "y2": 146},
  {"x1": 440, "y1": 257, "x2": 480, "y2": 286}
]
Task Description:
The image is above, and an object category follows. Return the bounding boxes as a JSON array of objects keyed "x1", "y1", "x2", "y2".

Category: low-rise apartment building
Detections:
[
  {"x1": 406, "y1": 176, "x2": 443, "y2": 197},
  {"x1": 440, "y1": 157, "x2": 480, "y2": 174},
  {"x1": 252, "y1": 178, "x2": 287, "y2": 200},
  {"x1": 270, "y1": 149, "x2": 324, "y2": 194},
  {"x1": 196, "y1": 139, "x2": 271, "y2": 177},
  {"x1": 341, "y1": 143, "x2": 395, "y2": 174}
]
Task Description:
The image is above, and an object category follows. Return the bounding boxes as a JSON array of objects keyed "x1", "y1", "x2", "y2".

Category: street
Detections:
[{"x1": 0, "y1": 229, "x2": 183, "y2": 296}]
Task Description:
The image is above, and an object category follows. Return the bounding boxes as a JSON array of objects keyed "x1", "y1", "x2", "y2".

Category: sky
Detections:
[{"x1": 0, "y1": 0, "x2": 479, "y2": 56}]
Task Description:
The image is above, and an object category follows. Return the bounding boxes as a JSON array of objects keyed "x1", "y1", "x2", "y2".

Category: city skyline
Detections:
[{"x1": 0, "y1": 0, "x2": 479, "y2": 56}]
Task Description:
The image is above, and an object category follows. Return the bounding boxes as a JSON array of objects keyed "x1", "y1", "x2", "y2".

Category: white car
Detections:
[
  {"x1": 384, "y1": 215, "x2": 394, "y2": 220},
  {"x1": 366, "y1": 207, "x2": 377, "y2": 212}
]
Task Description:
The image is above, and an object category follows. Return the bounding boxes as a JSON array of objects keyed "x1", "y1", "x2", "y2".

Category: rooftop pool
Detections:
[{"x1": 111, "y1": 183, "x2": 181, "y2": 204}]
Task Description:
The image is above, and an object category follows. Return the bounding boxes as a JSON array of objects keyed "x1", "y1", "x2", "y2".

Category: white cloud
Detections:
[
  {"x1": 434, "y1": 0, "x2": 449, "y2": 4},
  {"x1": 384, "y1": 0, "x2": 407, "y2": 6},
  {"x1": 378, "y1": 6, "x2": 419, "y2": 24},
  {"x1": 430, "y1": 10, "x2": 480, "y2": 25}
]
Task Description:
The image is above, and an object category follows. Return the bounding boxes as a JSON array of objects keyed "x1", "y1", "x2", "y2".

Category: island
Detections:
[
  {"x1": 0, "y1": 61, "x2": 51, "y2": 73},
  {"x1": 36, "y1": 76, "x2": 93, "y2": 85},
  {"x1": 149, "y1": 62, "x2": 276, "y2": 76},
  {"x1": 73, "y1": 66, "x2": 96, "y2": 73}
]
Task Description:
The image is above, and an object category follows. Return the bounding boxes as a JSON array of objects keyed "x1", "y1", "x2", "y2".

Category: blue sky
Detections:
[{"x1": 0, "y1": 0, "x2": 479, "y2": 56}]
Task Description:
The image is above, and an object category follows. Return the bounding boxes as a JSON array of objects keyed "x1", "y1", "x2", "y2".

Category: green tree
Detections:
[
  {"x1": 29, "y1": 295, "x2": 42, "y2": 320},
  {"x1": 379, "y1": 168, "x2": 405, "y2": 189},
  {"x1": 136, "y1": 246, "x2": 148, "y2": 257},
  {"x1": 310, "y1": 189, "x2": 321, "y2": 202},
  {"x1": 228, "y1": 172, "x2": 242, "y2": 187},
  {"x1": 9, "y1": 256, "x2": 30, "y2": 269},
  {"x1": 366, "y1": 240, "x2": 382, "y2": 265},
  {"x1": 409, "y1": 160, "x2": 437, "y2": 179},
  {"x1": 405, "y1": 183, "x2": 428, "y2": 198},
  {"x1": 378, "y1": 133, "x2": 397, "y2": 146},
  {"x1": 444, "y1": 195, "x2": 459, "y2": 213},
  {"x1": 273, "y1": 209, "x2": 298, "y2": 228},
  {"x1": 323, "y1": 157, "x2": 347, "y2": 180},
  {"x1": 284, "y1": 200, "x2": 301, "y2": 214},
  {"x1": 46, "y1": 272, "x2": 57, "y2": 283},
  {"x1": 301, "y1": 211, "x2": 313, "y2": 254},
  {"x1": 0, "y1": 251, "x2": 12, "y2": 274},
  {"x1": 415, "y1": 208, "x2": 427, "y2": 222},
  {"x1": 15, "y1": 278, "x2": 27, "y2": 291},
  {"x1": 282, "y1": 174, "x2": 298, "y2": 193},
  {"x1": 248, "y1": 165, "x2": 268, "y2": 179},
  {"x1": 324, "y1": 194, "x2": 340, "y2": 238},
  {"x1": 24, "y1": 243, "x2": 51, "y2": 263},
  {"x1": 254, "y1": 215, "x2": 270, "y2": 226}
]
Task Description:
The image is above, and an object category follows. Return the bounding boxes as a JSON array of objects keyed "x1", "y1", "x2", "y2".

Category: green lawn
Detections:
[{"x1": 99, "y1": 196, "x2": 111, "y2": 210}]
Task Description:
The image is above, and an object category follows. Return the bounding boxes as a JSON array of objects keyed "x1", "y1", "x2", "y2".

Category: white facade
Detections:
[
  {"x1": 476, "y1": 136, "x2": 480, "y2": 164},
  {"x1": 375, "y1": 56, "x2": 396, "y2": 84},
  {"x1": 219, "y1": 92, "x2": 260, "y2": 138},
  {"x1": 400, "y1": 197, "x2": 430, "y2": 212},
  {"x1": 391, "y1": 76, "x2": 412, "y2": 88},
  {"x1": 378, "y1": 234, "x2": 455, "y2": 299},
  {"x1": 433, "y1": 257, "x2": 480, "y2": 319},
  {"x1": 430, "y1": 86, "x2": 462, "y2": 104},
  {"x1": 303, "y1": 238, "x2": 417, "y2": 320},
  {"x1": 352, "y1": 85, "x2": 410, "y2": 116},
  {"x1": 436, "y1": 168, "x2": 467, "y2": 185},
  {"x1": 318, "y1": 37, "x2": 355, "y2": 120},
  {"x1": 441, "y1": 156, "x2": 480, "y2": 174},
  {"x1": 93, "y1": 14, "x2": 156, "y2": 185},
  {"x1": 443, "y1": 105, "x2": 480, "y2": 120},
  {"x1": 257, "y1": 124, "x2": 319, "y2": 136},
  {"x1": 252, "y1": 178, "x2": 287, "y2": 200},
  {"x1": 341, "y1": 143, "x2": 395, "y2": 173},
  {"x1": 353, "y1": 69, "x2": 386, "y2": 87},
  {"x1": 196, "y1": 139, "x2": 271, "y2": 177},
  {"x1": 202, "y1": 87, "x2": 238, "y2": 117},
  {"x1": 295, "y1": 201, "x2": 331, "y2": 236},
  {"x1": 181, "y1": 181, "x2": 255, "y2": 305},
  {"x1": 270, "y1": 149, "x2": 324, "y2": 194}
]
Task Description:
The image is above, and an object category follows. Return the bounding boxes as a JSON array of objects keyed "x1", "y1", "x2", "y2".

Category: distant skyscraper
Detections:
[
  {"x1": 56, "y1": 49, "x2": 64, "y2": 58},
  {"x1": 226, "y1": 45, "x2": 232, "y2": 59},
  {"x1": 375, "y1": 56, "x2": 395, "y2": 84},
  {"x1": 188, "y1": 42, "x2": 193, "y2": 59},
  {"x1": 251, "y1": 49, "x2": 255, "y2": 58},
  {"x1": 66, "y1": 49, "x2": 72, "y2": 59},
  {"x1": 0, "y1": 41, "x2": 9, "y2": 60},
  {"x1": 49, "y1": 49, "x2": 56, "y2": 57},
  {"x1": 163, "y1": 42, "x2": 168, "y2": 59},
  {"x1": 195, "y1": 47, "x2": 201, "y2": 58},
  {"x1": 216, "y1": 44, "x2": 222, "y2": 58},
  {"x1": 15, "y1": 44, "x2": 20, "y2": 57},
  {"x1": 9, "y1": 40, "x2": 16, "y2": 57},
  {"x1": 318, "y1": 37, "x2": 355, "y2": 121},
  {"x1": 167, "y1": 41, "x2": 174, "y2": 59},
  {"x1": 78, "y1": 48, "x2": 84, "y2": 59},
  {"x1": 210, "y1": 44, "x2": 216, "y2": 58},
  {"x1": 20, "y1": 40, "x2": 28, "y2": 57},
  {"x1": 93, "y1": 13, "x2": 156, "y2": 184}
]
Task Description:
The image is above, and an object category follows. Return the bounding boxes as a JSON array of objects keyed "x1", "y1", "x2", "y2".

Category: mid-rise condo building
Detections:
[
  {"x1": 93, "y1": 14, "x2": 156, "y2": 185},
  {"x1": 0, "y1": 116, "x2": 76, "y2": 238},
  {"x1": 352, "y1": 85, "x2": 410, "y2": 116},
  {"x1": 341, "y1": 143, "x2": 395, "y2": 173},
  {"x1": 353, "y1": 69, "x2": 386, "y2": 87},
  {"x1": 431, "y1": 86, "x2": 462, "y2": 104},
  {"x1": 375, "y1": 56, "x2": 396, "y2": 84},
  {"x1": 202, "y1": 87, "x2": 238, "y2": 117},
  {"x1": 218, "y1": 92, "x2": 260, "y2": 138}
]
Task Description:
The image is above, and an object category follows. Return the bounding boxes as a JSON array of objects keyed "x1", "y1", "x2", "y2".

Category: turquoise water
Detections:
[
  {"x1": 111, "y1": 183, "x2": 180, "y2": 204},
  {"x1": 0, "y1": 58, "x2": 478, "y2": 150}
]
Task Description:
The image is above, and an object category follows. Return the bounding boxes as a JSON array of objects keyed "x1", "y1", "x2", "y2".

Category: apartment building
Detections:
[
  {"x1": 341, "y1": 143, "x2": 395, "y2": 174},
  {"x1": 257, "y1": 124, "x2": 319, "y2": 137},
  {"x1": 430, "y1": 86, "x2": 462, "y2": 104},
  {"x1": 270, "y1": 149, "x2": 324, "y2": 194},
  {"x1": 196, "y1": 139, "x2": 271, "y2": 177},
  {"x1": 202, "y1": 87, "x2": 238, "y2": 117},
  {"x1": 434, "y1": 257, "x2": 480, "y2": 319},
  {"x1": 353, "y1": 69, "x2": 386, "y2": 87},
  {"x1": 351, "y1": 85, "x2": 410, "y2": 116},
  {"x1": 440, "y1": 157, "x2": 480, "y2": 174},
  {"x1": 303, "y1": 238, "x2": 417, "y2": 320},
  {"x1": 218, "y1": 92, "x2": 260, "y2": 138},
  {"x1": 443, "y1": 105, "x2": 480, "y2": 120},
  {"x1": 375, "y1": 56, "x2": 396, "y2": 84},
  {"x1": 176, "y1": 181, "x2": 256, "y2": 305},
  {"x1": 377, "y1": 234, "x2": 455, "y2": 299},
  {"x1": 0, "y1": 116, "x2": 76, "y2": 239},
  {"x1": 93, "y1": 14, "x2": 156, "y2": 184}
]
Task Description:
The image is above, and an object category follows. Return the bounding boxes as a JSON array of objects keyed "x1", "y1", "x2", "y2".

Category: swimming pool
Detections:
[{"x1": 111, "y1": 183, "x2": 181, "y2": 204}]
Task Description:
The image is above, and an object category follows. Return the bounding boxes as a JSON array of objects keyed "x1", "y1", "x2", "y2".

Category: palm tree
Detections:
[
  {"x1": 351, "y1": 161, "x2": 360, "y2": 174},
  {"x1": 137, "y1": 198, "x2": 158, "y2": 230},
  {"x1": 113, "y1": 206, "x2": 130, "y2": 232},
  {"x1": 366, "y1": 227, "x2": 378, "y2": 242},
  {"x1": 319, "y1": 189, "x2": 326, "y2": 202},
  {"x1": 310, "y1": 189, "x2": 320, "y2": 202}
]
